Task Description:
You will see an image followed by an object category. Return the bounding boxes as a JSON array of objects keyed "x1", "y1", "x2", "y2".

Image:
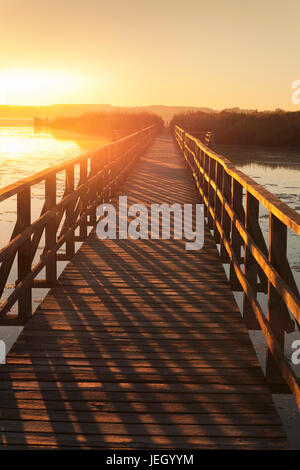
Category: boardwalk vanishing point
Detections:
[{"x1": 0, "y1": 126, "x2": 299, "y2": 449}]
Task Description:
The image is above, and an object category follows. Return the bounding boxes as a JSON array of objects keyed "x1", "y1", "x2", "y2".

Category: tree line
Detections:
[
  {"x1": 170, "y1": 110, "x2": 300, "y2": 146},
  {"x1": 51, "y1": 111, "x2": 164, "y2": 138}
]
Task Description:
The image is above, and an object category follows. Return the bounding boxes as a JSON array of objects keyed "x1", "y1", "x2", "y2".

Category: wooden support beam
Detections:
[
  {"x1": 17, "y1": 188, "x2": 32, "y2": 322},
  {"x1": 174, "y1": 126, "x2": 300, "y2": 406},
  {"x1": 79, "y1": 159, "x2": 88, "y2": 240},
  {"x1": 266, "y1": 214, "x2": 295, "y2": 384},
  {"x1": 45, "y1": 174, "x2": 57, "y2": 284},
  {"x1": 229, "y1": 180, "x2": 244, "y2": 289},
  {"x1": 65, "y1": 166, "x2": 75, "y2": 259},
  {"x1": 243, "y1": 192, "x2": 260, "y2": 329}
]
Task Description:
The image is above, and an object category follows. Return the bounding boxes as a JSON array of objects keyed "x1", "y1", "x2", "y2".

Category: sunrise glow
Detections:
[
  {"x1": 1, "y1": 0, "x2": 299, "y2": 109},
  {"x1": 0, "y1": 68, "x2": 87, "y2": 105}
]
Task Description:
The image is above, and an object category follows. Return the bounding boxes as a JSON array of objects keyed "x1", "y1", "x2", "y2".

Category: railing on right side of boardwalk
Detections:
[
  {"x1": 0, "y1": 125, "x2": 158, "y2": 326},
  {"x1": 174, "y1": 125, "x2": 300, "y2": 408}
]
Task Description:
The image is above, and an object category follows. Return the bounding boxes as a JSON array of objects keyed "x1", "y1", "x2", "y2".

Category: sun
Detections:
[{"x1": 0, "y1": 68, "x2": 86, "y2": 106}]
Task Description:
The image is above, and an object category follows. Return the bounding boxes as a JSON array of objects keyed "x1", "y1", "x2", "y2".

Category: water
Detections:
[
  {"x1": 0, "y1": 122, "x2": 109, "y2": 247},
  {"x1": 0, "y1": 122, "x2": 109, "y2": 352},
  {"x1": 218, "y1": 144, "x2": 300, "y2": 449},
  {"x1": 218, "y1": 145, "x2": 300, "y2": 272},
  {"x1": 0, "y1": 121, "x2": 109, "y2": 187}
]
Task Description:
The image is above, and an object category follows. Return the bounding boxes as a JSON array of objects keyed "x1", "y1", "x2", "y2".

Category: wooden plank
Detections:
[
  {"x1": 6, "y1": 352, "x2": 262, "y2": 364},
  {"x1": 0, "y1": 399, "x2": 279, "y2": 414},
  {"x1": 0, "y1": 409, "x2": 282, "y2": 425},
  {"x1": 0, "y1": 373, "x2": 266, "y2": 386},
  {"x1": 26, "y1": 321, "x2": 247, "y2": 332},
  {"x1": 0, "y1": 390, "x2": 277, "y2": 405},
  {"x1": 0, "y1": 420, "x2": 286, "y2": 437},
  {"x1": 28, "y1": 312, "x2": 244, "y2": 323},
  {"x1": 0, "y1": 433, "x2": 288, "y2": 450}
]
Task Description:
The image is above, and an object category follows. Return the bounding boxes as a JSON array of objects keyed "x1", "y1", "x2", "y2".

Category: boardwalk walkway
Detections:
[{"x1": 0, "y1": 132, "x2": 287, "y2": 449}]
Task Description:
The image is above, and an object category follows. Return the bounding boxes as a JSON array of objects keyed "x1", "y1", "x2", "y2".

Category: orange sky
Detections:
[{"x1": 0, "y1": 0, "x2": 299, "y2": 110}]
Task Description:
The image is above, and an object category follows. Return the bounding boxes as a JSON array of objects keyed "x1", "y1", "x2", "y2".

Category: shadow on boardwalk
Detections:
[{"x1": 0, "y1": 132, "x2": 287, "y2": 449}]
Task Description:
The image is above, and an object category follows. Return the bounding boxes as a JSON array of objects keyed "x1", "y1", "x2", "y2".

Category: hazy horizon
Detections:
[
  {"x1": 1, "y1": 0, "x2": 300, "y2": 110},
  {"x1": 0, "y1": 102, "x2": 297, "y2": 111}
]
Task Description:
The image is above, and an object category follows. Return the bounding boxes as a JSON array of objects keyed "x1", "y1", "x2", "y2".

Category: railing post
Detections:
[
  {"x1": 220, "y1": 172, "x2": 231, "y2": 262},
  {"x1": 65, "y1": 166, "x2": 75, "y2": 259},
  {"x1": 17, "y1": 188, "x2": 32, "y2": 322},
  {"x1": 182, "y1": 131, "x2": 186, "y2": 163},
  {"x1": 203, "y1": 154, "x2": 209, "y2": 219},
  {"x1": 89, "y1": 154, "x2": 98, "y2": 225},
  {"x1": 198, "y1": 148, "x2": 204, "y2": 203},
  {"x1": 79, "y1": 159, "x2": 88, "y2": 240},
  {"x1": 207, "y1": 158, "x2": 215, "y2": 230},
  {"x1": 110, "y1": 142, "x2": 118, "y2": 196},
  {"x1": 243, "y1": 192, "x2": 260, "y2": 328},
  {"x1": 196, "y1": 145, "x2": 203, "y2": 203},
  {"x1": 101, "y1": 148, "x2": 111, "y2": 203},
  {"x1": 266, "y1": 214, "x2": 294, "y2": 384},
  {"x1": 229, "y1": 180, "x2": 244, "y2": 290},
  {"x1": 207, "y1": 157, "x2": 212, "y2": 226},
  {"x1": 213, "y1": 162, "x2": 221, "y2": 244},
  {"x1": 45, "y1": 174, "x2": 57, "y2": 284}
]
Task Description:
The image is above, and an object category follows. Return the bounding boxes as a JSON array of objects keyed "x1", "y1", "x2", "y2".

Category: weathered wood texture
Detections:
[
  {"x1": 175, "y1": 126, "x2": 300, "y2": 406},
  {"x1": 0, "y1": 132, "x2": 287, "y2": 449}
]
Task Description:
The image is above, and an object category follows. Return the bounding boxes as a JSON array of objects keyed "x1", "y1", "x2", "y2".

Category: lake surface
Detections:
[
  {"x1": 0, "y1": 122, "x2": 109, "y2": 248},
  {"x1": 0, "y1": 121, "x2": 109, "y2": 188},
  {"x1": 217, "y1": 144, "x2": 300, "y2": 273}
]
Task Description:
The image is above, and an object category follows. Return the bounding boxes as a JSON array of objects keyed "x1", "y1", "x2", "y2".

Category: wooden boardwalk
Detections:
[{"x1": 0, "y1": 132, "x2": 288, "y2": 449}]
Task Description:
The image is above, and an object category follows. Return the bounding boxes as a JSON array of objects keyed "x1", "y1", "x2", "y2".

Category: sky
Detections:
[{"x1": 0, "y1": 0, "x2": 299, "y2": 110}]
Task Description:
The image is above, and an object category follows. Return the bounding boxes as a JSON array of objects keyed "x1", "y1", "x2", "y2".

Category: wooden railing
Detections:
[
  {"x1": 174, "y1": 125, "x2": 300, "y2": 408},
  {"x1": 0, "y1": 125, "x2": 157, "y2": 325}
]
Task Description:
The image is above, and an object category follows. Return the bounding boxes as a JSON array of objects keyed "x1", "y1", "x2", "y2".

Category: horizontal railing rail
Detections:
[
  {"x1": 0, "y1": 125, "x2": 158, "y2": 325},
  {"x1": 174, "y1": 125, "x2": 300, "y2": 409}
]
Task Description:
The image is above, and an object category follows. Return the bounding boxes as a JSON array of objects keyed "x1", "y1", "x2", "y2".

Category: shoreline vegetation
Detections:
[
  {"x1": 50, "y1": 110, "x2": 164, "y2": 139},
  {"x1": 0, "y1": 104, "x2": 216, "y2": 124},
  {"x1": 170, "y1": 110, "x2": 300, "y2": 147}
]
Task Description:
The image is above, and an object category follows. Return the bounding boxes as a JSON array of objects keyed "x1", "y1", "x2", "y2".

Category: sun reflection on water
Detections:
[{"x1": 0, "y1": 124, "x2": 108, "y2": 188}]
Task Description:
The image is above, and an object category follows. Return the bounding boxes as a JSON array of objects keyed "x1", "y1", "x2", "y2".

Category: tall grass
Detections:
[
  {"x1": 170, "y1": 110, "x2": 300, "y2": 146},
  {"x1": 51, "y1": 111, "x2": 164, "y2": 138}
]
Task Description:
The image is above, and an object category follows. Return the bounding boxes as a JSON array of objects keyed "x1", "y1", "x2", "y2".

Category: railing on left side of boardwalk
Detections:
[
  {"x1": 174, "y1": 125, "x2": 300, "y2": 409},
  {"x1": 0, "y1": 125, "x2": 158, "y2": 326}
]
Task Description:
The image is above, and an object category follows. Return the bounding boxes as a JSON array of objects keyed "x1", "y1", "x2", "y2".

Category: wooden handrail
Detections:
[
  {"x1": 0, "y1": 127, "x2": 150, "y2": 202},
  {"x1": 174, "y1": 125, "x2": 300, "y2": 409},
  {"x1": 0, "y1": 125, "x2": 158, "y2": 324},
  {"x1": 176, "y1": 127, "x2": 300, "y2": 235}
]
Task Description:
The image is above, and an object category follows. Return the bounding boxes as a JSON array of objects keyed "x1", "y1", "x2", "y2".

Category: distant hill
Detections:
[
  {"x1": 139, "y1": 106, "x2": 216, "y2": 123},
  {"x1": 0, "y1": 104, "x2": 114, "y2": 120},
  {"x1": 0, "y1": 104, "x2": 216, "y2": 123}
]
